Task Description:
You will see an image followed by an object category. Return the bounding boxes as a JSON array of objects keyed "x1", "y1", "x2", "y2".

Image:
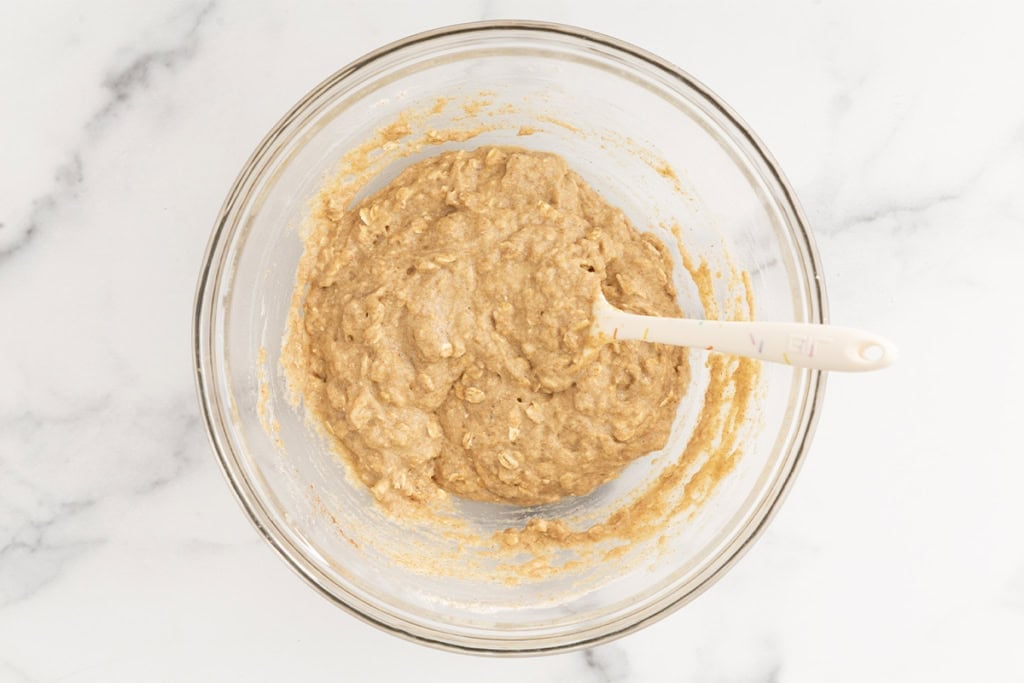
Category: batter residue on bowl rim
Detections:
[{"x1": 278, "y1": 95, "x2": 760, "y2": 581}]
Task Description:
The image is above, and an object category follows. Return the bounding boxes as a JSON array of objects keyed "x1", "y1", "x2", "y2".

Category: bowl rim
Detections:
[{"x1": 192, "y1": 19, "x2": 828, "y2": 655}]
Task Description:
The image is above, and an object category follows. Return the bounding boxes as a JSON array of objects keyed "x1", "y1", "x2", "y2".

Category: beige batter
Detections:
[{"x1": 287, "y1": 146, "x2": 688, "y2": 507}]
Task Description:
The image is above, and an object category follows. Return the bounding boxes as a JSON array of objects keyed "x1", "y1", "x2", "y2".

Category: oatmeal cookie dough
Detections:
[{"x1": 287, "y1": 146, "x2": 688, "y2": 507}]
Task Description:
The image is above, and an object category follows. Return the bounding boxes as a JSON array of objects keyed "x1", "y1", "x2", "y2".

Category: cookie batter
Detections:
[{"x1": 288, "y1": 146, "x2": 688, "y2": 507}]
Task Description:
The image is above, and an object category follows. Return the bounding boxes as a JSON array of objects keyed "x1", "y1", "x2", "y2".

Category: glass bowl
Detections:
[{"x1": 193, "y1": 20, "x2": 826, "y2": 654}]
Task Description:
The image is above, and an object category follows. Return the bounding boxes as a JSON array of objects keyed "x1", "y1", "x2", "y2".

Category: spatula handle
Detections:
[{"x1": 596, "y1": 306, "x2": 896, "y2": 372}]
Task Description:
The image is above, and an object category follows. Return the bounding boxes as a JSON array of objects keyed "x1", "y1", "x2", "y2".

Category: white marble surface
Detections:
[{"x1": 2, "y1": 1, "x2": 1022, "y2": 680}]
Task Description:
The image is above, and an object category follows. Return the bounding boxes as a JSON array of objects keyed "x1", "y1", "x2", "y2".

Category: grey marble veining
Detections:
[{"x1": 0, "y1": 1, "x2": 216, "y2": 264}]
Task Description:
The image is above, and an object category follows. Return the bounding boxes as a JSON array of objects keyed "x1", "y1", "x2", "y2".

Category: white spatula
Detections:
[{"x1": 594, "y1": 293, "x2": 896, "y2": 372}]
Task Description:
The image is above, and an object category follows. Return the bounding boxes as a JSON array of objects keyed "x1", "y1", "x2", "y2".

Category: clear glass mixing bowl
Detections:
[{"x1": 193, "y1": 21, "x2": 826, "y2": 654}]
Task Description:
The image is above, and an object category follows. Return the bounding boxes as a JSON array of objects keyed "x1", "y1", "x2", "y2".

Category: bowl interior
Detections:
[{"x1": 197, "y1": 23, "x2": 823, "y2": 653}]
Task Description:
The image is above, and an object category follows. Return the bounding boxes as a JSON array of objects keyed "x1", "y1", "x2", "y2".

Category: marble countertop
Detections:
[{"x1": 2, "y1": 1, "x2": 1022, "y2": 680}]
